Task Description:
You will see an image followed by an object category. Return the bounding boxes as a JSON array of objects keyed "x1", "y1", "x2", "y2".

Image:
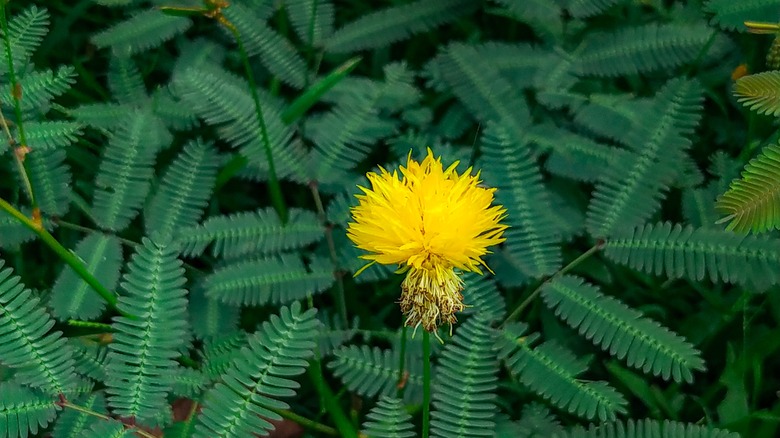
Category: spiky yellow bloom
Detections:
[{"x1": 347, "y1": 149, "x2": 507, "y2": 336}]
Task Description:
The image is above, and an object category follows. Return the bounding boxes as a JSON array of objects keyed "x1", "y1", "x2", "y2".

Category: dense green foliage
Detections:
[{"x1": 1, "y1": 0, "x2": 780, "y2": 437}]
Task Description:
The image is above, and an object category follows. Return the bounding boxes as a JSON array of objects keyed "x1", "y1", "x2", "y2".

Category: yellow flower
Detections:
[{"x1": 347, "y1": 149, "x2": 507, "y2": 337}]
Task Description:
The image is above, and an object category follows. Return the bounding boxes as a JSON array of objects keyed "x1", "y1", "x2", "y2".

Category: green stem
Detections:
[
  {"x1": 227, "y1": 26, "x2": 288, "y2": 223},
  {"x1": 307, "y1": 359, "x2": 359, "y2": 438},
  {"x1": 59, "y1": 401, "x2": 157, "y2": 438},
  {"x1": 310, "y1": 182, "x2": 348, "y2": 327},
  {"x1": 501, "y1": 240, "x2": 604, "y2": 326},
  {"x1": 0, "y1": 3, "x2": 35, "y2": 207},
  {"x1": 0, "y1": 198, "x2": 127, "y2": 316},
  {"x1": 422, "y1": 330, "x2": 432, "y2": 438},
  {"x1": 67, "y1": 320, "x2": 113, "y2": 331},
  {"x1": 396, "y1": 325, "x2": 408, "y2": 399},
  {"x1": 271, "y1": 406, "x2": 341, "y2": 436}
]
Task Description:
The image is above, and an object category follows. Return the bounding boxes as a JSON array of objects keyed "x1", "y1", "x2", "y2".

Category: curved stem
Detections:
[
  {"x1": 59, "y1": 401, "x2": 157, "y2": 438},
  {"x1": 421, "y1": 330, "x2": 432, "y2": 438},
  {"x1": 501, "y1": 240, "x2": 604, "y2": 327},
  {"x1": 0, "y1": 197, "x2": 127, "y2": 316},
  {"x1": 0, "y1": 4, "x2": 35, "y2": 209}
]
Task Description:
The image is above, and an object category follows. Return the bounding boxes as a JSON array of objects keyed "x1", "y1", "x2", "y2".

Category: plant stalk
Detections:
[{"x1": 422, "y1": 330, "x2": 432, "y2": 438}]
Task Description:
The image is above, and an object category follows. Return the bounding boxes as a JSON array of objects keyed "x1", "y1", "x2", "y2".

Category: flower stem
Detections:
[
  {"x1": 421, "y1": 330, "x2": 432, "y2": 438},
  {"x1": 271, "y1": 406, "x2": 341, "y2": 436},
  {"x1": 501, "y1": 240, "x2": 604, "y2": 326},
  {"x1": 396, "y1": 325, "x2": 408, "y2": 399},
  {"x1": 308, "y1": 358, "x2": 358, "y2": 438},
  {"x1": 0, "y1": 197, "x2": 127, "y2": 316}
]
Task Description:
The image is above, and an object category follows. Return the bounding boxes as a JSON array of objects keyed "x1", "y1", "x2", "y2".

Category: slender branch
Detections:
[
  {"x1": 421, "y1": 330, "x2": 432, "y2": 438},
  {"x1": 501, "y1": 240, "x2": 605, "y2": 327},
  {"x1": 310, "y1": 181, "x2": 348, "y2": 327},
  {"x1": 58, "y1": 401, "x2": 157, "y2": 438},
  {"x1": 0, "y1": 197, "x2": 128, "y2": 316},
  {"x1": 67, "y1": 320, "x2": 114, "y2": 331},
  {"x1": 396, "y1": 325, "x2": 408, "y2": 399},
  {"x1": 0, "y1": 4, "x2": 35, "y2": 209},
  {"x1": 307, "y1": 359, "x2": 359, "y2": 438},
  {"x1": 271, "y1": 406, "x2": 341, "y2": 436},
  {"x1": 224, "y1": 24, "x2": 288, "y2": 223},
  {"x1": 55, "y1": 219, "x2": 139, "y2": 248}
]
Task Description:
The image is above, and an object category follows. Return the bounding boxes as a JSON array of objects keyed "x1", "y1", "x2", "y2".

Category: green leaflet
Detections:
[
  {"x1": 91, "y1": 8, "x2": 191, "y2": 56},
  {"x1": 541, "y1": 275, "x2": 705, "y2": 383},
  {"x1": 499, "y1": 323, "x2": 628, "y2": 421},
  {"x1": 362, "y1": 397, "x2": 416, "y2": 438},
  {"x1": 194, "y1": 302, "x2": 319, "y2": 438},
  {"x1": 0, "y1": 260, "x2": 77, "y2": 394},
  {"x1": 716, "y1": 143, "x2": 780, "y2": 233},
  {"x1": 105, "y1": 237, "x2": 188, "y2": 427},
  {"x1": 604, "y1": 221, "x2": 780, "y2": 290},
  {"x1": 431, "y1": 316, "x2": 499, "y2": 437},
  {"x1": 557, "y1": 418, "x2": 740, "y2": 438},
  {"x1": 144, "y1": 139, "x2": 219, "y2": 239},
  {"x1": 325, "y1": 0, "x2": 477, "y2": 53},
  {"x1": 204, "y1": 254, "x2": 334, "y2": 306},
  {"x1": 0, "y1": 382, "x2": 59, "y2": 438},
  {"x1": 50, "y1": 232, "x2": 123, "y2": 321},
  {"x1": 734, "y1": 71, "x2": 780, "y2": 117}
]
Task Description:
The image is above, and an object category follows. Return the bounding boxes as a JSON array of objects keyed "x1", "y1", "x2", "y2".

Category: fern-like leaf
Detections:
[
  {"x1": 50, "y1": 233, "x2": 122, "y2": 321},
  {"x1": 0, "y1": 382, "x2": 59, "y2": 438},
  {"x1": 91, "y1": 111, "x2": 160, "y2": 232},
  {"x1": 71, "y1": 340, "x2": 108, "y2": 383},
  {"x1": 460, "y1": 273, "x2": 506, "y2": 323},
  {"x1": 194, "y1": 302, "x2": 318, "y2": 438},
  {"x1": 495, "y1": 404, "x2": 564, "y2": 438},
  {"x1": 24, "y1": 121, "x2": 83, "y2": 151},
  {"x1": 557, "y1": 418, "x2": 740, "y2": 438},
  {"x1": 362, "y1": 396, "x2": 416, "y2": 438},
  {"x1": 223, "y1": 3, "x2": 307, "y2": 88},
  {"x1": 285, "y1": 0, "x2": 335, "y2": 47},
  {"x1": 734, "y1": 71, "x2": 780, "y2": 117},
  {"x1": 705, "y1": 0, "x2": 780, "y2": 31},
  {"x1": 82, "y1": 420, "x2": 135, "y2": 438},
  {"x1": 480, "y1": 123, "x2": 562, "y2": 278},
  {"x1": 576, "y1": 23, "x2": 729, "y2": 77},
  {"x1": 107, "y1": 55, "x2": 147, "y2": 104},
  {"x1": 325, "y1": 0, "x2": 476, "y2": 53},
  {"x1": 499, "y1": 323, "x2": 628, "y2": 421},
  {"x1": 567, "y1": 0, "x2": 626, "y2": 18},
  {"x1": 91, "y1": 9, "x2": 191, "y2": 56},
  {"x1": 604, "y1": 221, "x2": 780, "y2": 289},
  {"x1": 328, "y1": 344, "x2": 424, "y2": 403},
  {"x1": 436, "y1": 43, "x2": 530, "y2": 140},
  {"x1": 204, "y1": 254, "x2": 333, "y2": 306},
  {"x1": 0, "y1": 208, "x2": 36, "y2": 248},
  {"x1": 145, "y1": 139, "x2": 219, "y2": 238},
  {"x1": 431, "y1": 316, "x2": 499, "y2": 437},
  {"x1": 52, "y1": 392, "x2": 106, "y2": 438},
  {"x1": 25, "y1": 148, "x2": 71, "y2": 216},
  {"x1": 178, "y1": 207, "x2": 323, "y2": 258},
  {"x1": 715, "y1": 143, "x2": 780, "y2": 233},
  {"x1": 106, "y1": 237, "x2": 188, "y2": 427},
  {"x1": 189, "y1": 286, "x2": 239, "y2": 340},
  {"x1": 541, "y1": 275, "x2": 705, "y2": 382},
  {"x1": 1, "y1": 5, "x2": 49, "y2": 70},
  {"x1": 586, "y1": 78, "x2": 703, "y2": 238},
  {"x1": 172, "y1": 64, "x2": 309, "y2": 182},
  {"x1": 0, "y1": 260, "x2": 77, "y2": 393},
  {"x1": 17, "y1": 66, "x2": 76, "y2": 112}
]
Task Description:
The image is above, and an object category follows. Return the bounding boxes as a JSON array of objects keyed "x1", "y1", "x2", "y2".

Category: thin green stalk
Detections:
[
  {"x1": 307, "y1": 359, "x2": 359, "y2": 438},
  {"x1": 421, "y1": 330, "x2": 432, "y2": 438},
  {"x1": 227, "y1": 26, "x2": 288, "y2": 223},
  {"x1": 501, "y1": 240, "x2": 604, "y2": 327},
  {"x1": 0, "y1": 198, "x2": 127, "y2": 316},
  {"x1": 310, "y1": 182, "x2": 348, "y2": 327},
  {"x1": 396, "y1": 325, "x2": 408, "y2": 399},
  {"x1": 59, "y1": 401, "x2": 157, "y2": 438},
  {"x1": 0, "y1": 3, "x2": 35, "y2": 207},
  {"x1": 271, "y1": 406, "x2": 341, "y2": 436},
  {"x1": 67, "y1": 320, "x2": 113, "y2": 331}
]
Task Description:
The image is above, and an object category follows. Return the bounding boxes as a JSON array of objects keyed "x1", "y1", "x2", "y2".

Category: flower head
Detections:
[{"x1": 347, "y1": 149, "x2": 507, "y2": 336}]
